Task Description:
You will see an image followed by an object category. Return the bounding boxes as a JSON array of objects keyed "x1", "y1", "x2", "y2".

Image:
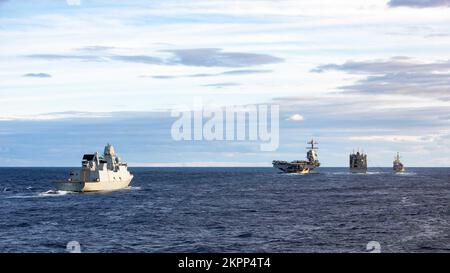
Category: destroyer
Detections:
[
  {"x1": 272, "y1": 140, "x2": 320, "y2": 174},
  {"x1": 53, "y1": 144, "x2": 133, "y2": 192},
  {"x1": 349, "y1": 150, "x2": 367, "y2": 173},
  {"x1": 393, "y1": 152, "x2": 406, "y2": 173}
]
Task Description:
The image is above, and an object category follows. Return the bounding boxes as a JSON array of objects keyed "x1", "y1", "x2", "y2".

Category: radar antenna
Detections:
[{"x1": 307, "y1": 139, "x2": 318, "y2": 150}]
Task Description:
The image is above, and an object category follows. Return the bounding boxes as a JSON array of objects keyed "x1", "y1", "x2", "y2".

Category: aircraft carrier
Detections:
[{"x1": 272, "y1": 140, "x2": 320, "y2": 174}]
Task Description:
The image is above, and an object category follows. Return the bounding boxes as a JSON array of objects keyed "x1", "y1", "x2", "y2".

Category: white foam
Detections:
[
  {"x1": 395, "y1": 172, "x2": 416, "y2": 176},
  {"x1": 125, "y1": 186, "x2": 142, "y2": 190},
  {"x1": 38, "y1": 190, "x2": 72, "y2": 197}
]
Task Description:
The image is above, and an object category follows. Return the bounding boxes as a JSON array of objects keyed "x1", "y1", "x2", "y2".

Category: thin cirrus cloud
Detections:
[
  {"x1": 23, "y1": 73, "x2": 52, "y2": 78},
  {"x1": 148, "y1": 69, "x2": 273, "y2": 79},
  {"x1": 26, "y1": 48, "x2": 283, "y2": 68},
  {"x1": 202, "y1": 82, "x2": 241, "y2": 88},
  {"x1": 26, "y1": 54, "x2": 105, "y2": 62},
  {"x1": 110, "y1": 55, "x2": 164, "y2": 65},
  {"x1": 312, "y1": 57, "x2": 450, "y2": 100},
  {"x1": 165, "y1": 48, "x2": 283, "y2": 67},
  {"x1": 388, "y1": 0, "x2": 450, "y2": 8},
  {"x1": 76, "y1": 46, "x2": 116, "y2": 52}
]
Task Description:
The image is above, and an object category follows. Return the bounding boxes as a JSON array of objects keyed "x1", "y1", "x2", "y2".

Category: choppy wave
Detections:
[
  {"x1": 1, "y1": 167, "x2": 449, "y2": 253},
  {"x1": 327, "y1": 171, "x2": 387, "y2": 175}
]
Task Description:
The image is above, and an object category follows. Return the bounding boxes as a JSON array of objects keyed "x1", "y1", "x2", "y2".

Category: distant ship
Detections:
[
  {"x1": 53, "y1": 144, "x2": 133, "y2": 192},
  {"x1": 393, "y1": 152, "x2": 406, "y2": 173},
  {"x1": 349, "y1": 150, "x2": 367, "y2": 173},
  {"x1": 272, "y1": 140, "x2": 320, "y2": 174}
]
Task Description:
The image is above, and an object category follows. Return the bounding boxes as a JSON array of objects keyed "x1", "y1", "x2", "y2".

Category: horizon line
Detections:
[{"x1": 0, "y1": 166, "x2": 448, "y2": 168}]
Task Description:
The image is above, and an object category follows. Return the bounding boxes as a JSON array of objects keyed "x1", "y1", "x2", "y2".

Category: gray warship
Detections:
[
  {"x1": 393, "y1": 152, "x2": 406, "y2": 173},
  {"x1": 53, "y1": 144, "x2": 133, "y2": 192},
  {"x1": 349, "y1": 150, "x2": 367, "y2": 173},
  {"x1": 272, "y1": 140, "x2": 320, "y2": 174}
]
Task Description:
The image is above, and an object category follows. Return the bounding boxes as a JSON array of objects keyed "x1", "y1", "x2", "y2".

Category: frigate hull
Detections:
[
  {"x1": 393, "y1": 163, "x2": 405, "y2": 173},
  {"x1": 53, "y1": 178, "x2": 132, "y2": 192}
]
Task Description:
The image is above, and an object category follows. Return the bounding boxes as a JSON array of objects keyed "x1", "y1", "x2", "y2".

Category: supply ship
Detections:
[
  {"x1": 393, "y1": 152, "x2": 406, "y2": 173},
  {"x1": 272, "y1": 140, "x2": 320, "y2": 174},
  {"x1": 349, "y1": 150, "x2": 367, "y2": 173},
  {"x1": 53, "y1": 144, "x2": 133, "y2": 192}
]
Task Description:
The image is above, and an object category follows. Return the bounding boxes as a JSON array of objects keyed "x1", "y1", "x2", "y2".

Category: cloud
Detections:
[
  {"x1": 0, "y1": 111, "x2": 112, "y2": 121},
  {"x1": 221, "y1": 69, "x2": 272, "y2": 75},
  {"x1": 273, "y1": 93, "x2": 450, "y2": 132},
  {"x1": 313, "y1": 57, "x2": 450, "y2": 100},
  {"x1": 26, "y1": 54, "x2": 104, "y2": 62},
  {"x1": 388, "y1": 0, "x2": 450, "y2": 8},
  {"x1": 311, "y1": 57, "x2": 448, "y2": 74},
  {"x1": 202, "y1": 82, "x2": 241, "y2": 88},
  {"x1": 26, "y1": 48, "x2": 282, "y2": 68},
  {"x1": 76, "y1": 46, "x2": 115, "y2": 52},
  {"x1": 147, "y1": 75, "x2": 177, "y2": 79},
  {"x1": 166, "y1": 48, "x2": 283, "y2": 67},
  {"x1": 110, "y1": 55, "x2": 164, "y2": 65},
  {"x1": 148, "y1": 69, "x2": 272, "y2": 79},
  {"x1": 190, "y1": 69, "x2": 272, "y2": 77},
  {"x1": 348, "y1": 135, "x2": 425, "y2": 142},
  {"x1": 23, "y1": 73, "x2": 52, "y2": 78},
  {"x1": 287, "y1": 114, "x2": 304, "y2": 121}
]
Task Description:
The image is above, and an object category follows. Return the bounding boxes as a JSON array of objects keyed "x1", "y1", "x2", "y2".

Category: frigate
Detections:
[
  {"x1": 272, "y1": 140, "x2": 320, "y2": 174},
  {"x1": 349, "y1": 150, "x2": 367, "y2": 173},
  {"x1": 53, "y1": 144, "x2": 133, "y2": 192},
  {"x1": 393, "y1": 152, "x2": 406, "y2": 173}
]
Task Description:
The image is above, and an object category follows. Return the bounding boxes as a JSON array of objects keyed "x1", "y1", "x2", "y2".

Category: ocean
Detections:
[{"x1": 0, "y1": 167, "x2": 449, "y2": 253}]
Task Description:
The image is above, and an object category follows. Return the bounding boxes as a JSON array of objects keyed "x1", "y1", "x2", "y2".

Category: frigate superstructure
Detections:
[
  {"x1": 272, "y1": 140, "x2": 320, "y2": 174},
  {"x1": 53, "y1": 144, "x2": 133, "y2": 192},
  {"x1": 349, "y1": 150, "x2": 367, "y2": 173},
  {"x1": 393, "y1": 152, "x2": 406, "y2": 173}
]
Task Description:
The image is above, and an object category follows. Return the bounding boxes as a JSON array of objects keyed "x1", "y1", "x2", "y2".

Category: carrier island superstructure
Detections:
[
  {"x1": 272, "y1": 140, "x2": 320, "y2": 174},
  {"x1": 349, "y1": 150, "x2": 367, "y2": 173},
  {"x1": 53, "y1": 144, "x2": 133, "y2": 192}
]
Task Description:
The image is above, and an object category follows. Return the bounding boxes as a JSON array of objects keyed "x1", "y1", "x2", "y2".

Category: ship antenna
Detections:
[{"x1": 307, "y1": 139, "x2": 318, "y2": 150}]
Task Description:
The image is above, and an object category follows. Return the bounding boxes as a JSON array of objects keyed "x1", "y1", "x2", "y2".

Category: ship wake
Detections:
[{"x1": 38, "y1": 190, "x2": 75, "y2": 197}]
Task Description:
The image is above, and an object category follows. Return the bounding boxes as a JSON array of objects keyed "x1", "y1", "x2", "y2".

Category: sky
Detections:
[{"x1": 1, "y1": 0, "x2": 450, "y2": 167}]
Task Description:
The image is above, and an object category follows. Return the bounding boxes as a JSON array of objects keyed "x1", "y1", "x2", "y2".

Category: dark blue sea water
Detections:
[{"x1": 0, "y1": 167, "x2": 449, "y2": 253}]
